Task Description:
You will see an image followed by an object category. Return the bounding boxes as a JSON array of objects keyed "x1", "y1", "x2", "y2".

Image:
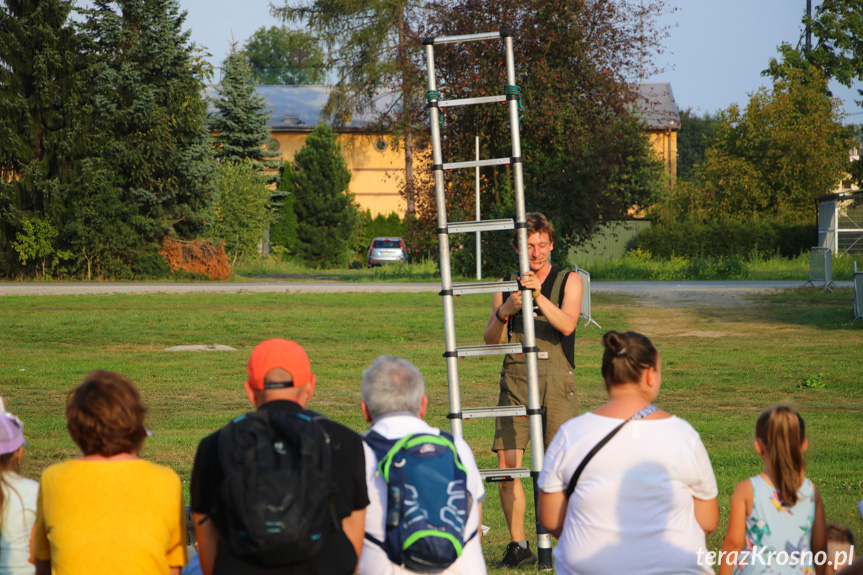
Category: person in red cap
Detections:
[{"x1": 190, "y1": 339, "x2": 369, "y2": 575}]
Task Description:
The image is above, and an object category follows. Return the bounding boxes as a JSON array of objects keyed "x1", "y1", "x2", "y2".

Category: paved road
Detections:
[{"x1": 0, "y1": 279, "x2": 851, "y2": 297}]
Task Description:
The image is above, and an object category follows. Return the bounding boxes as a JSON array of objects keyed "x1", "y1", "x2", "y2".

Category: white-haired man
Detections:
[{"x1": 358, "y1": 355, "x2": 487, "y2": 575}]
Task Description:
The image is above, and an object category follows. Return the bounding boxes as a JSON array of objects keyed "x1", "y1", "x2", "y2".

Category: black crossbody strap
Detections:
[{"x1": 564, "y1": 405, "x2": 657, "y2": 499}]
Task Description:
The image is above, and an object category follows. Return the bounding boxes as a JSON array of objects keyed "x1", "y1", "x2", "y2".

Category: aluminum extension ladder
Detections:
[{"x1": 423, "y1": 30, "x2": 553, "y2": 569}]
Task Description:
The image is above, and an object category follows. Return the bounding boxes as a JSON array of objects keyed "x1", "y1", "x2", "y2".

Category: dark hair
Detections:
[
  {"x1": 826, "y1": 522, "x2": 855, "y2": 545},
  {"x1": 601, "y1": 331, "x2": 659, "y2": 389},
  {"x1": 66, "y1": 370, "x2": 148, "y2": 457},
  {"x1": 755, "y1": 406, "x2": 806, "y2": 506},
  {"x1": 512, "y1": 212, "x2": 555, "y2": 249}
]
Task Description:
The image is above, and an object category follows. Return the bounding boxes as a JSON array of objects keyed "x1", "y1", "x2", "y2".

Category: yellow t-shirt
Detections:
[{"x1": 33, "y1": 459, "x2": 186, "y2": 574}]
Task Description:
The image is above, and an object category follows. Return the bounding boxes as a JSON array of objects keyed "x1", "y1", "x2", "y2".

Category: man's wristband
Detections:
[{"x1": 495, "y1": 309, "x2": 508, "y2": 323}]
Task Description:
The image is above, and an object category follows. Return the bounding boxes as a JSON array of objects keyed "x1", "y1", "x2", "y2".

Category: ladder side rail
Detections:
[
  {"x1": 425, "y1": 43, "x2": 463, "y2": 439},
  {"x1": 503, "y1": 34, "x2": 542, "y2": 471},
  {"x1": 504, "y1": 33, "x2": 554, "y2": 569}
]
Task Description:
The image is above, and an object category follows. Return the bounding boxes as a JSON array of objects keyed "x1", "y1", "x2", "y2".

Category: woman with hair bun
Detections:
[{"x1": 538, "y1": 331, "x2": 719, "y2": 575}]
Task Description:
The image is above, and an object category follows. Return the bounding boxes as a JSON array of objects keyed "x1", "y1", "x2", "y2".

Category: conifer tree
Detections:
[
  {"x1": 0, "y1": 0, "x2": 84, "y2": 273},
  {"x1": 77, "y1": 0, "x2": 215, "y2": 244},
  {"x1": 292, "y1": 124, "x2": 357, "y2": 268},
  {"x1": 269, "y1": 161, "x2": 299, "y2": 252},
  {"x1": 210, "y1": 45, "x2": 281, "y2": 172}
]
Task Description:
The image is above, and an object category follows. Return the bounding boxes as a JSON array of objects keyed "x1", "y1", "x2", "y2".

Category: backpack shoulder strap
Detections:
[{"x1": 361, "y1": 429, "x2": 397, "y2": 463}]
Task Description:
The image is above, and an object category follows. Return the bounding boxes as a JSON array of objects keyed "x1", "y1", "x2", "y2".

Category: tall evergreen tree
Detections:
[
  {"x1": 77, "y1": 0, "x2": 215, "y2": 245},
  {"x1": 210, "y1": 45, "x2": 280, "y2": 170},
  {"x1": 292, "y1": 124, "x2": 357, "y2": 268},
  {"x1": 0, "y1": 0, "x2": 85, "y2": 273}
]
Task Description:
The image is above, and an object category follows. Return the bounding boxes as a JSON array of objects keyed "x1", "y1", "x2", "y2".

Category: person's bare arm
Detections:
[
  {"x1": 169, "y1": 568, "x2": 181, "y2": 575},
  {"x1": 521, "y1": 271, "x2": 582, "y2": 336},
  {"x1": 342, "y1": 507, "x2": 367, "y2": 569},
  {"x1": 811, "y1": 486, "x2": 827, "y2": 575},
  {"x1": 693, "y1": 496, "x2": 719, "y2": 534},
  {"x1": 193, "y1": 513, "x2": 218, "y2": 575},
  {"x1": 484, "y1": 290, "x2": 512, "y2": 344},
  {"x1": 34, "y1": 559, "x2": 50, "y2": 575},
  {"x1": 719, "y1": 480, "x2": 752, "y2": 575},
  {"x1": 537, "y1": 489, "x2": 566, "y2": 539}
]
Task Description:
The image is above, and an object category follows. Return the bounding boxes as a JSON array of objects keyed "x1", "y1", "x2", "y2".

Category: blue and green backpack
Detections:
[{"x1": 363, "y1": 430, "x2": 476, "y2": 573}]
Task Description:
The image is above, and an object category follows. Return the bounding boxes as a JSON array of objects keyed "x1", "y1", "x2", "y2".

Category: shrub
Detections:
[{"x1": 635, "y1": 218, "x2": 815, "y2": 260}]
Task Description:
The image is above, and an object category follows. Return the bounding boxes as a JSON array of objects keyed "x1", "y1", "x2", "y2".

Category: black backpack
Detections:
[{"x1": 217, "y1": 408, "x2": 340, "y2": 566}]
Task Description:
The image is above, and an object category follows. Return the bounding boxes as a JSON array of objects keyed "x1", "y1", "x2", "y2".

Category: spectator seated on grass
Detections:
[
  {"x1": 826, "y1": 523, "x2": 855, "y2": 575},
  {"x1": 719, "y1": 406, "x2": 826, "y2": 575},
  {"x1": 33, "y1": 371, "x2": 187, "y2": 575},
  {"x1": 357, "y1": 355, "x2": 486, "y2": 575},
  {"x1": 0, "y1": 399, "x2": 38, "y2": 575},
  {"x1": 537, "y1": 330, "x2": 719, "y2": 575}
]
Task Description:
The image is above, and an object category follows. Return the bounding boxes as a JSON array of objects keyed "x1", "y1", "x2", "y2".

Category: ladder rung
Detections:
[
  {"x1": 480, "y1": 467, "x2": 532, "y2": 482},
  {"x1": 443, "y1": 157, "x2": 510, "y2": 171},
  {"x1": 425, "y1": 32, "x2": 504, "y2": 45},
  {"x1": 463, "y1": 405, "x2": 527, "y2": 420},
  {"x1": 447, "y1": 219, "x2": 514, "y2": 234},
  {"x1": 455, "y1": 343, "x2": 522, "y2": 358},
  {"x1": 438, "y1": 95, "x2": 506, "y2": 108},
  {"x1": 451, "y1": 281, "x2": 518, "y2": 296}
]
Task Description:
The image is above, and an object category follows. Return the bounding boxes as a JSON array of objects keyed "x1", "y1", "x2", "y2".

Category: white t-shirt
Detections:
[
  {"x1": 0, "y1": 472, "x2": 39, "y2": 575},
  {"x1": 538, "y1": 413, "x2": 718, "y2": 575},
  {"x1": 358, "y1": 414, "x2": 487, "y2": 575}
]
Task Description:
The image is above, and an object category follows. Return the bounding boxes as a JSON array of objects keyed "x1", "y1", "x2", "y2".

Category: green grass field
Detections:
[{"x1": 2, "y1": 287, "x2": 862, "y2": 572}]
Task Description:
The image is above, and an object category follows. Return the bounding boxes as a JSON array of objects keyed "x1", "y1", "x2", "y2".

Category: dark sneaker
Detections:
[{"x1": 496, "y1": 541, "x2": 537, "y2": 568}]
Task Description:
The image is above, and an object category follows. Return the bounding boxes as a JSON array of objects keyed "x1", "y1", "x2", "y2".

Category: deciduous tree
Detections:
[
  {"x1": 807, "y1": 0, "x2": 863, "y2": 96},
  {"x1": 663, "y1": 68, "x2": 853, "y2": 223},
  {"x1": 208, "y1": 159, "x2": 274, "y2": 264},
  {"x1": 244, "y1": 26, "x2": 325, "y2": 85},
  {"x1": 272, "y1": 0, "x2": 429, "y2": 215},
  {"x1": 418, "y1": 0, "x2": 670, "y2": 275},
  {"x1": 677, "y1": 108, "x2": 720, "y2": 181}
]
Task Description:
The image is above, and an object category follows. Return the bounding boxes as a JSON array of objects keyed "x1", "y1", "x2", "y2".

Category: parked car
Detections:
[{"x1": 367, "y1": 237, "x2": 408, "y2": 266}]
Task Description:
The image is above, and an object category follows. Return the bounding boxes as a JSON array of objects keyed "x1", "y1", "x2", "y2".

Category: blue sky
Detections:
[{"x1": 179, "y1": 0, "x2": 862, "y2": 123}]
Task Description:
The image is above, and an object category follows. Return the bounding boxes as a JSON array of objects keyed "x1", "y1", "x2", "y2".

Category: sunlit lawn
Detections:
[{"x1": 1, "y1": 287, "x2": 861, "y2": 572}]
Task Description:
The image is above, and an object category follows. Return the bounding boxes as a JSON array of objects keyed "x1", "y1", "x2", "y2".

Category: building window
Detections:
[
  {"x1": 374, "y1": 138, "x2": 388, "y2": 152},
  {"x1": 267, "y1": 138, "x2": 280, "y2": 152}
]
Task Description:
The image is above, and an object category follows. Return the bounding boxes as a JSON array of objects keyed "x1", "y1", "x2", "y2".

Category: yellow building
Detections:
[
  {"x1": 231, "y1": 85, "x2": 407, "y2": 217},
  {"x1": 239, "y1": 82, "x2": 679, "y2": 217},
  {"x1": 631, "y1": 82, "x2": 680, "y2": 185}
]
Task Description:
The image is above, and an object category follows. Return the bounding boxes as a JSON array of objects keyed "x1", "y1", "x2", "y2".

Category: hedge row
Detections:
[{"x1": 634, "y1": 219, "x2": 817, "y2": 260}]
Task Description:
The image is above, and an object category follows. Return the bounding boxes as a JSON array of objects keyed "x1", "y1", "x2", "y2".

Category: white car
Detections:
[{"x1": 367, "y1": 237, "x2": 408, "y2": 266}]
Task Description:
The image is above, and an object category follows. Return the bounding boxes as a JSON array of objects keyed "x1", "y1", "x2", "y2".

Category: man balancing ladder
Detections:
[{"x1": 483, "y1": 212, "x2": 583, "y2": 568}]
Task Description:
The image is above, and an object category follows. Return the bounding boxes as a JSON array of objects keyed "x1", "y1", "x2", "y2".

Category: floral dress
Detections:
[{"x1": 733, "y1": 475, "x2": 816, "y2": 574}]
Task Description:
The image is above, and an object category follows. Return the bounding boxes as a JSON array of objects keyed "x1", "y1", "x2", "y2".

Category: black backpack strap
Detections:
[
  {"x1": 564, "y1": 405, "x2": 658, "y2": 499},
  {"x1": 305, "y1": 411, "x2": 341, "y2": 533}
]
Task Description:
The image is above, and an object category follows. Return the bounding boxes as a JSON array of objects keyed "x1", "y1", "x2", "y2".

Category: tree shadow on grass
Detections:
[{"x1": 697, "y1": 288, "x2": 863, "y2": 332}]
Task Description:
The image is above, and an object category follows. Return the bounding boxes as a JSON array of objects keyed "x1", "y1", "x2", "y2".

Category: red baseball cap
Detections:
[{"x1": 246, "y1": 339, "x2": 313, "y2": 391}]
